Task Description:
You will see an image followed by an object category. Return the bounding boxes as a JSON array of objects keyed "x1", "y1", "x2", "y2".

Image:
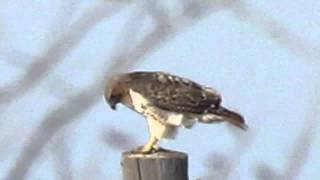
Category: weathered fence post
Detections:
[{"x1": 122, "y1": 150, "x2": 188, "y2": 180}]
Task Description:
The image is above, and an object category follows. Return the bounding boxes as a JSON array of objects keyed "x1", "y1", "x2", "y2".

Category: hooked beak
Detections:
[{"x1": 108, "y1": 100, "x2": 117, "y2": 110}]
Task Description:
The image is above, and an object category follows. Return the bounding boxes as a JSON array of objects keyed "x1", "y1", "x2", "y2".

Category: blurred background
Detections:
[{"x1": 0, "y1": 0, "x2": 319, "y2": 179}]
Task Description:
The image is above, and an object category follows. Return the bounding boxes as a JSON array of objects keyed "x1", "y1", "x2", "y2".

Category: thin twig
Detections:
[
  {"x1": 231, "y1": 1, "x2": 320, "y2": 65},
  {"x1": 6, "y1": 2, "x2": 226, "y2": 179},
  {"x1": 0, "y1": 3, "x2": 123, "y2": 104},
  {"x1": 102, "y1": 127, "x2": 137, "y2": 151},
  {"x1": 282, "y1": 85, "x2": 320, "y2": 179},
  {"x1": 51, "y1": 132, "x2": 73, "y2": 180}
]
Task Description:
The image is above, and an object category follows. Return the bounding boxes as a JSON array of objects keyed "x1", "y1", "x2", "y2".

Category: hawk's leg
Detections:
[
  {"x1": 138, "y1": 110, "x2": 166, "y2": 153},
  {"x1": 136, "y1": 136, "x2": 158, "y2": 154},
  {"x1": 152, "y1": 143, "x2": 160, "y2": 151}
]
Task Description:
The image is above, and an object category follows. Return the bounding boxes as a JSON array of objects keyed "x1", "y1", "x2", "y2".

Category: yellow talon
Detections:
[{"x1": 135, "y1": 136, "x2": 159, "y2": 154}]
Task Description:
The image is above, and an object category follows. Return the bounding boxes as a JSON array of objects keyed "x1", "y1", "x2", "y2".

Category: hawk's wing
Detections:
[{"x1": 126, "y1": 72, "x2": 221, "y2": 114}]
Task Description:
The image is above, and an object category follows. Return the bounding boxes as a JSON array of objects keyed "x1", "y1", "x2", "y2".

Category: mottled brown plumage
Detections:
[
  {"x1": 106, "y1": 72, "x2": 221, "y2": 112},
  {"x1": 105, "y1": 71, "x2": 247, "y2": 153}
]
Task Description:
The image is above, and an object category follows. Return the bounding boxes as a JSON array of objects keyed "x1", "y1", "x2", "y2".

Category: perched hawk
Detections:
[{"x1": 105, "y1": 71, "x2": 247, "y2": 153}]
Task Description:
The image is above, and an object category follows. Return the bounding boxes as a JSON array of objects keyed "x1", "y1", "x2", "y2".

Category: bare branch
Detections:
[
  {"x1": 255, "y1": 163, "x2": 282, "y2": 180},
  {"x1": 48, "y1": 0, "x2": 81, "y2": 40},
  {"x1": 0, "y1": 2, "x2": 124, "y2": 104},
  {"x1": 282, "y1": 88, "x2": 320, "y2": 179},
  {"x1": 102, "y1": 127, "x2": 137, "y2": 151},
  {"x1": 78, "y1": 154, "x2": 104, "y2": 180},
  {"x1": 51, "y1": 132, "x2": 73, "y2": 180},
  {"x1": 5, "y1": 4, "x2": 144, "y2": 179},
  {"x1": 6, "y1": 87, "x2": 100, "y2": 180},
  {"x1": 202, "y1": 129, "x2": 255, "y2": 180},
  {"x1": 201, "y1": 152, "x2": 232, "y2": 180},
  {"x1": 142, "y1": 0, "x2": 169, "y2": 26},
  {"x1": 6, "y1": 2, "x2": 226, "y2": 179},
  {"x1": 231, "y1": 1, "x2": 320, "y2": 65}
]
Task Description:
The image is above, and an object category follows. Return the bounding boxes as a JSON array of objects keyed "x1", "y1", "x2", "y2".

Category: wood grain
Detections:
[{"x1": 122, "y1": 150, "x2": 188, "y2": 180}]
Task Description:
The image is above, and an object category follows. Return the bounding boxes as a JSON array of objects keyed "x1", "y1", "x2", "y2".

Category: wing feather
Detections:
[{"x1": 126, "y1": 72, "x2": 221, "y2": 114}]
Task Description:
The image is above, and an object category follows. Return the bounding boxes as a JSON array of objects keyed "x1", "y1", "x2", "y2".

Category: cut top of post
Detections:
[{"x1": 122, "y1": 150, "x2": 188, "y2": 180}]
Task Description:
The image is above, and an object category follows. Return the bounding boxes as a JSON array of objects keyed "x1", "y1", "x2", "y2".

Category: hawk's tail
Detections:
[{"x1": 200, "y1": 106, "x2": 248, "y2": 130}]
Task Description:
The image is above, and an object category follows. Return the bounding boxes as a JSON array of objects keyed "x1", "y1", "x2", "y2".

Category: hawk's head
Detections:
[{"x1": 105, "y1": 75, "x2": 126, "y2": 110}]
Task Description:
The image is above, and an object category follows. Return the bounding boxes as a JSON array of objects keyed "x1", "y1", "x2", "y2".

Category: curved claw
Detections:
[
  {"x1": 133, "y1": 145, "x2": 154, "y2": 154},
  {"x1": 132, "y1": 136, "x2": 161, "y2": 154},
  {"x1": 153, "y1": 146, "x2": 170, "y2": 152},
  {"x1": 132, "y1": 145, "x2": 164, "y2": 154}
]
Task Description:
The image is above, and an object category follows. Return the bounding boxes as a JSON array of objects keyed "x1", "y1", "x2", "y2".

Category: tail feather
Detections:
[{"x1": 201, "y1": 106, "x2": 248, "y2": 130}]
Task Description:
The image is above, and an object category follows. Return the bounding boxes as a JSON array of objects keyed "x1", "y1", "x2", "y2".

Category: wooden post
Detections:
[{"x1": 122, "y1": 150, "x2": 188, "y2": 180}]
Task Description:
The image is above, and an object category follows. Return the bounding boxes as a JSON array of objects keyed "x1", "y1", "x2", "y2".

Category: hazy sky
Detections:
[{"x1": 0, "y1": 1, "x2": 319, "y2": 180}]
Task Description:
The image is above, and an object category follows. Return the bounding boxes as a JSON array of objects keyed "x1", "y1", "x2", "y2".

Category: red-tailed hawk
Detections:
[{"x1": 105, "y1": 71, "x2": 247, "y2": 153}]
